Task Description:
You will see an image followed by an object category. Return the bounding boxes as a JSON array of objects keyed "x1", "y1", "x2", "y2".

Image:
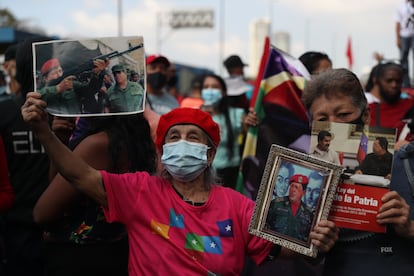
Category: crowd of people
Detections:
[{"x1": 2, "y1": 2, "x2": 414, "y2": 274}]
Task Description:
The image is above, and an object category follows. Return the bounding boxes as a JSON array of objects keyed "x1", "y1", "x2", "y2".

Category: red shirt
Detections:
[
  {"x1": 369, "y1": 99, "x2": 414, "y2": 136},
  {"x1": 0, "y1": 136, "x2": 14, "y2": 212},
  {"x1": 102, "y1": 171, "x2": 273, "y2": 275}
]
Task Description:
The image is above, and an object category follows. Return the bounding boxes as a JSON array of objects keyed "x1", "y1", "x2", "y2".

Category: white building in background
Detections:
[
  {"x1": 248, "y1": 18, "x2": 270, "y2": 78},
  {"x1": 273, "y1": 31, "x2": 290, "y2": 54}
]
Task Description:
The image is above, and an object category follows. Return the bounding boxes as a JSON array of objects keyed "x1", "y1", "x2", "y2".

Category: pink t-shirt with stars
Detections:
[{"x1": 101, "y1": 171, "x2": 273, "y2": 275}]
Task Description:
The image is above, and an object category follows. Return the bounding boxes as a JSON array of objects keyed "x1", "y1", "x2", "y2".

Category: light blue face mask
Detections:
[
  {"x1": 245, "y1": 85, "x2": 254, "y2": 101},
  {"x1": 161, "y1": 140, "x2": 208, "y2": 182},
  {"x1": 201, "y1": 88, "x2": 222, "y2": 106}
]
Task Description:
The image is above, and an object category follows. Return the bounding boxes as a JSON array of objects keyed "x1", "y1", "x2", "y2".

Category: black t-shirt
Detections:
[
  {"x1": 0, "y1": 94, "x2": 49, "y2": 225},
  {"x1": 357, "y1": 152, "x2": 393, "y2": 177}
]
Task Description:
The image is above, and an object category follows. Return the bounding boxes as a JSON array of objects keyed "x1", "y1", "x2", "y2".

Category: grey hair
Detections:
[{"x1": 302, "y1": 68, "x2": 367, "y2": 113}]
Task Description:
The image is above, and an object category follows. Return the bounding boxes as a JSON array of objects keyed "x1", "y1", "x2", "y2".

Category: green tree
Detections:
[{"x1": 0, "y1": 8, "x2": 19, "y2": 27}]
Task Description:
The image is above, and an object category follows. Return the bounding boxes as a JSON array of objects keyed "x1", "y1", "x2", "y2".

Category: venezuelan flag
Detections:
[{"x1": 357, "y1": 127, "x2": 369, "y2": 165}]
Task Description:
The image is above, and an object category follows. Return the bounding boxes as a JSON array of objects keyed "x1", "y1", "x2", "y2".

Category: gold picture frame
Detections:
[{"x1": 249, "y1": 144, "x2": 343, "y2": 257}]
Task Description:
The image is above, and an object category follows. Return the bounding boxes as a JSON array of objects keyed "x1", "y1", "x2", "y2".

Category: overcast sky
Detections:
[{"x1": 2, "y1": 0, "x2": 401, "y2": 77}]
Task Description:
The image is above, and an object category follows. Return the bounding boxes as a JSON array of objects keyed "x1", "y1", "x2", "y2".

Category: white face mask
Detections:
[
  {"x1": 161, "y1": 140, "x2": 208, "y2": 182},
  {"x1": 201, "y1": 88, "x2": 222, "y2": 106}
]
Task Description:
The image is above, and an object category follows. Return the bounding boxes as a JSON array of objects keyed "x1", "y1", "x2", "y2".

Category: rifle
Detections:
[{"x1": 44, "y1": 43, "x2": 144, "y2": 87}]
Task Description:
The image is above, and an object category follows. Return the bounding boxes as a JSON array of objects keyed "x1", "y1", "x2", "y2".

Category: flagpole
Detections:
[
  {"x1": 219, "y1": 0, "x2": 225, "y2": 75},
  {"x1": 346, "y1": 36, "x2": 353, "y2": 70}
]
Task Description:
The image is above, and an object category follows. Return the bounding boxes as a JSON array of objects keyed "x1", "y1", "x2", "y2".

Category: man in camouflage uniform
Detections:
[
  {"x1": 266, "y1": 174, "x2": 314, "y2": 242},
  {"x1": 105, "y1": 64, "x2": 144, "y2": 113}
]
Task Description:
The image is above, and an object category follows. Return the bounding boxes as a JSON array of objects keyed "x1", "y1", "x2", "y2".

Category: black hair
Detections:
[
  {"x1": 299, "y1": 51, "x2": 332, "y2": 74},
  {"x1": 70, "y1": 114, "x2": 157, "y2": 174},
  {"x1": 375, "y1": 136, "x2": 388, "y2": 151},
  {"x1": 317, "y1": 130, "x2": 332, "y2": 142},
  {"x1": 188, "y1": 74, "x2": 204, "y2": 96},
  {"x1": 15, "y1": 36, "x2": 51, "y2": 97},
  {"x1": 374, "y1": 62, "x2": 403, "y2": 80},
  {"x1": 364, "y1": 64, "x2": 378, "y2": 92},
  {"x1": 4, "y1": 44, "x2": 17, "y2": 61}
]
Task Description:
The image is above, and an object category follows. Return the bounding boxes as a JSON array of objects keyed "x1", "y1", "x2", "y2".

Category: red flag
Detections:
[{"x1": 346, "y1": 37, "x2": 353, "y2": 69}]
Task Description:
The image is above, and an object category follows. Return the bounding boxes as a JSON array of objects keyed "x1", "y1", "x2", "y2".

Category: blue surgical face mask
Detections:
[
  {"x1": 161, "y1": 140, "x2": 208, "y2": 182},
  {"x1": 201, "y1": 88, "x2": 222, "y2": 106},
  {"x1": 245, "y1": 85, "x2": 254, "y2": 101}
]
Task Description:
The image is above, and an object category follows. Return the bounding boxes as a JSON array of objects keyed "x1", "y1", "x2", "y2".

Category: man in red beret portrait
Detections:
[
  {"x1": 266, "y1": 173, "x2": 314, "y2": 241},
  {"x1": 38, "y1": 57, "x2": 109, "y2": 115}
]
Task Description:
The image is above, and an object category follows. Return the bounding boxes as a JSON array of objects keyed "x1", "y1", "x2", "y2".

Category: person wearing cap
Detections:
[
  {"x1": 145, "y1": 54, "x2": 179, "y2": 115},
  {"x1": 39, "y1": 57, "x2": 108, "y2": 114},
  {"x1": 266, "y1": 174, "x2": 314, "y2": 241},
  {"x1": 355, "y1": 136, "x2": 393, "y2": 178},
  {"x1": 104, "y1": 64, "x2": 144, "y2": 113},
  {"x1": 223, "y1": 55, "x2": 249, "y2": 83},
  {"x1": 21, "y1": 95, "x2": 339, "y2": 275},
  {"x1": 310, "y1": 130, "x2": 341, "y2": 165},
  {"x1": 223, "y1": 55, "x2": 253, "y2": 158},
  {"x1": 223, "y1": 54, "x2": 252, "y2": 110}
]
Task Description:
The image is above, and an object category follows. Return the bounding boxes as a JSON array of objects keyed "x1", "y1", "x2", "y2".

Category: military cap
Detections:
[{"x1": 111, "y1": 64, "x2": 126, "y2": 73}]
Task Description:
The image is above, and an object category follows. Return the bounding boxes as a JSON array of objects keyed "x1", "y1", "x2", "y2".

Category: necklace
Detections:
[{"x1": 172, "y1": 185, "x2": 207, "y2": 206}]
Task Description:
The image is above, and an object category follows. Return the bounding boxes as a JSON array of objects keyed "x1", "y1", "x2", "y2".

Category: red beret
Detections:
[
  {"x1": 156, "y1": 108, "x2": 220, "y2": 150},
  {"x1": 41, "y1": 58, "x2": 61, "y2": 76},
  {"x1": 146, "y1": 54, "x2": 170, "y2": 67},
  {"x1": 289, "y1": 174, "x2": 308, "y2": 185}
]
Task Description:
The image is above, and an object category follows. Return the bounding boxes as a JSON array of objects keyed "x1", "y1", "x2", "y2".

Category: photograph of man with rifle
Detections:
[{"x1": 33, "y1": 36, "x2": 145, "y2": 116}]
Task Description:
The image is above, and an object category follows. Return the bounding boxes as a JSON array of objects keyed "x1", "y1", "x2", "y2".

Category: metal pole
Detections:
[
  {"x1": 219, "y1": 0, "x2": 224, "y2": 75},
  {"x1": 156, "y1": 12, "x2": 161, "y2": 53},
  {"x1": 268, "y1": 0, "x2": 273, "y2": 35},
  {"x1": 118, "y1": 0, "x2": 122, "y2": 36}
]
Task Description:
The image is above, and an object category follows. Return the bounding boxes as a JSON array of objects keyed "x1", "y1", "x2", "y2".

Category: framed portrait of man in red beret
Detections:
[{"x1": 249, "y1": 144, "x2": 343, "y2": 257}]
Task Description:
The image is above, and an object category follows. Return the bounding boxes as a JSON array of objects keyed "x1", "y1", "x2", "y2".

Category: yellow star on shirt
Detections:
[{"x1": 150, "y1": 219, "x2": 170, "y2": 239}]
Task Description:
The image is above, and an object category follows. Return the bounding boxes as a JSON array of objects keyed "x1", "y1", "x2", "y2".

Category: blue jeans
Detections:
[{"x1": 400, "y1": 35, "x2": 414, "y2": 88}]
